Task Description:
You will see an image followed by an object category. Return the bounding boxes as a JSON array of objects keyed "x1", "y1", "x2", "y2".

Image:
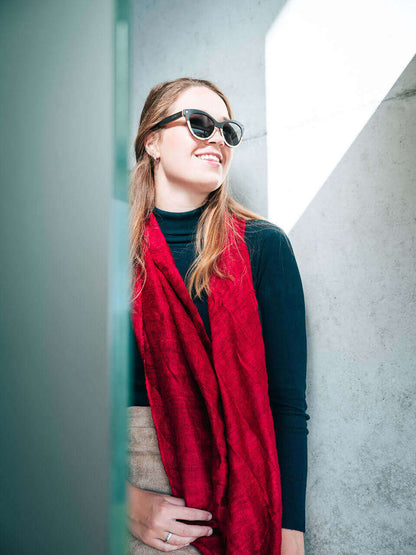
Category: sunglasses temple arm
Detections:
[{"x1": 153, "y1": 110, "x2": 184, "y2": 129}]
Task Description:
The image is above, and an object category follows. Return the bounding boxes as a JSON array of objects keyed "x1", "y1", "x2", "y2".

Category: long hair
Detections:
[{"x1": 129, "y1": 77, "x2": 264, "y2": 302}]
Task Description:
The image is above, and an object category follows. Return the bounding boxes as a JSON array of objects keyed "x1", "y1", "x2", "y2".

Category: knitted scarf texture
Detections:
[{"x1": 131, "y1": 212, "x2": 282, "y2": 554}]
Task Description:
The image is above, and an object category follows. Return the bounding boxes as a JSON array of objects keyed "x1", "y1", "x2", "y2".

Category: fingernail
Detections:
[
  {"x1": 208, "y1": 529, "x2": 213, "y2": 536},
  {"x1": 208, "y1": 513, "x2": 213, "y2": 520}
]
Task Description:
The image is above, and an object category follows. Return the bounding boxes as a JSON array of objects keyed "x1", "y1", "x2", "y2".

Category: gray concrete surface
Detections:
[{"x1": 290, "y1": 55, "x2": 416, "y2": 554}]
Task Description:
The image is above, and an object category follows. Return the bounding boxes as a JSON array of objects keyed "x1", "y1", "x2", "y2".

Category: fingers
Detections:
[
  {"x1": 153, "y1": 538, "x2": 191, "y2": 552},
  {"x1": 157, "y1": 532, "x2": 194, "y2": 548},
  {"x1": 169, "y1": 519, "x2": 213, "y2": 539},
  {"x1": 152, "y1": 526, "x2": 211, "y2": 552},
  {"x1": 165, "y1": 501, "x2": 212, "y2": 523},
  {"x1": 164, "y1": 533, "x2": 194, "y2": 546},
  {"x1": 164, "y1": 495, "x2": 186, "y2": 506},
  {"x1": 132, "y1": 526, "x2": 191, "y2": 552},
  {"x1": 162, "y1": 498, "x2": 213, "y2": 539}
]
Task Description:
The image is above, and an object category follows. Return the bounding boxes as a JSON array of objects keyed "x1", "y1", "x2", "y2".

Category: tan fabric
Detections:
[{"x1": 127, "y1": 407, "x2": 201, "y2": 554}]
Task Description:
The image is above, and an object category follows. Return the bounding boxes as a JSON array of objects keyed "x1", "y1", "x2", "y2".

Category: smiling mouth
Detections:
[{"x1": 194, "y1": 155, "x2": 221, "y2": 166}]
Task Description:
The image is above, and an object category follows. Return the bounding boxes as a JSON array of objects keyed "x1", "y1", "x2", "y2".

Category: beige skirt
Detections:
[{"x1": 127, "y1": 406, "x2": 201, "y2": 554}]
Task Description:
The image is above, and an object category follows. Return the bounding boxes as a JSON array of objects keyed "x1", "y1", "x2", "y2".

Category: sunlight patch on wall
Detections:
[{"x1": 265, "y1": 0, "x2": 416, "y2": 231}]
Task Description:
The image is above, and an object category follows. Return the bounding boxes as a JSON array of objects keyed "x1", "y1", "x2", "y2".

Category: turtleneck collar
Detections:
[{"x1": 153, "y1": 201, "x2": 208, "y2": 244}]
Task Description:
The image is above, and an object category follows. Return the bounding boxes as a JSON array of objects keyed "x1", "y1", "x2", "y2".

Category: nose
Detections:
[{"x1": 208, "y1": 126, "x2": 224, "y2": 145}]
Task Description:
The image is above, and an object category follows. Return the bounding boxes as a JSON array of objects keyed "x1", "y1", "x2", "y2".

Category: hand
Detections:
[
  {"x1": 127, "y1": 482, "x2": 213, "y2": 552},
  {"x1": 281, "y1": 528, "x2": 305, "y2": 555}
]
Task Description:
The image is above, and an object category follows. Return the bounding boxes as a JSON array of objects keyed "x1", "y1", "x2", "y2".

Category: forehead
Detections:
[{"x1": 169, "y1": 86, "x2": 230, "y2": 121}]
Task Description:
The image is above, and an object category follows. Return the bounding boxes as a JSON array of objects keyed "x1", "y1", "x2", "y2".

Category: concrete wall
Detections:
[
  {"x1": 0, "y1": 1, "x2": 114, "y2": 553},
  {"x1": 290, "y1": 55, "x2": 416, "y2": 554}
]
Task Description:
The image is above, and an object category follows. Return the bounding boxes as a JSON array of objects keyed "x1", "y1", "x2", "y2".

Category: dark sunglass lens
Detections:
[
  {"x1": 189, "y1": 114, "x2": 215, "y2": 138},
  {"x1": 223, "y1": 122, "x2": 242, "y2": 146}
]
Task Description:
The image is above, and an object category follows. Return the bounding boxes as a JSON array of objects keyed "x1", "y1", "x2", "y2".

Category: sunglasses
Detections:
[{"x1": 152, "y1": 108, "x2": 244, "y2": 148}]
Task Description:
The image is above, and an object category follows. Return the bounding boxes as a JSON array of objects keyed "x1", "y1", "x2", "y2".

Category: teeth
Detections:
[{"x1": 196, "y1": 154, "x2": 220, "y2": 163}]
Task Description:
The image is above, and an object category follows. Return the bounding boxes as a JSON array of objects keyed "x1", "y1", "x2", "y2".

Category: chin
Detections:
[
  {"x1": 202, "y1": 181, "x2": 223, "y2": 194},
  {"x1": 187, "y1": 175, "x2": 220, "y2": 193}
]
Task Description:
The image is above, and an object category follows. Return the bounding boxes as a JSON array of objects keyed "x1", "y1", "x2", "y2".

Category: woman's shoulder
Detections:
[
  {"x1": 244, "y1": 217, "x2": 286, "y2": 237},
  {"x1": 242, "y1": 218, "x2": 304, "y2": 296},
  {"x1": 244, "y1": 217, "x2": 294, "y2": 257}
]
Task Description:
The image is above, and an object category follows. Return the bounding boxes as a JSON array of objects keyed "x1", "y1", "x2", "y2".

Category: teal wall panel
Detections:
[{"x1": 0, "y1": 0, "x2": 130, "y2": 553}]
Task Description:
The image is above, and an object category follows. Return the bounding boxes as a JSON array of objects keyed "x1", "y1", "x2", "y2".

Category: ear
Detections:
[{"x1": 144, "y1": 130, "x2": 160, "y2": 159}]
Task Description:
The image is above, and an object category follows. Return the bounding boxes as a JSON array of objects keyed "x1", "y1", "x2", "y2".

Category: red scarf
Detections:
[{"x1": 131, "y1": 211, "x2": 282, "y2": 554}]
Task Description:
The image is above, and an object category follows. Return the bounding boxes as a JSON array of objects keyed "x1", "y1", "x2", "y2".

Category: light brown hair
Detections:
[{"x1": 129, "y1": 77, "x2": 263, "y2": 302}]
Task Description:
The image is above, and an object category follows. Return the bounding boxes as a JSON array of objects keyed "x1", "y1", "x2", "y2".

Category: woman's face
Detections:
[{"x1": 148, "y1": 86, "x2": 234, "y2": 206}]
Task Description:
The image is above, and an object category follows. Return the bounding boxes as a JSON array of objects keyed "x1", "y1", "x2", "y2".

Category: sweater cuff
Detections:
[{"x1": 275, "y1": 425, "x2": 308, "y2": 532}]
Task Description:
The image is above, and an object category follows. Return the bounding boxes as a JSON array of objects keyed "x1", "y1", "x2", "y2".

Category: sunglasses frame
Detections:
[{"x1": 152, "y1": 108, "x2": 244, "y2": 148}]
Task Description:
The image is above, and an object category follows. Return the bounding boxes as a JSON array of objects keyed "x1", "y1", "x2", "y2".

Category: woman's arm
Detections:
[
  {"x1": 249, "y1": 223, "x2": 310, "y2": 547},
  {"x1": 129, "y1": 319, "x2": 149, "y2": 407}
]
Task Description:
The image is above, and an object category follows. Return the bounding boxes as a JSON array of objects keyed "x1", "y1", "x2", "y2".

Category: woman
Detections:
[{"x1": 128, "y1": 77, "x2": 309, "y2": 554}]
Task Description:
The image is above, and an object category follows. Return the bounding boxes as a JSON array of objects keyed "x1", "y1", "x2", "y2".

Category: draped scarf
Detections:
[{"x1": 131, "y1": 211, "x2": 282, "y2": 554}]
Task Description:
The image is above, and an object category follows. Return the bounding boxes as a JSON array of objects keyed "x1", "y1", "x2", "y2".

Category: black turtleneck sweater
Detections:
[{"x1": 129, "y1": 204, "x2": 310, "y2": 533}]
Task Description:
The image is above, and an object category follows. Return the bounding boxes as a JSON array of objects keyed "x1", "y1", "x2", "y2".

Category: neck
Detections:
[
  {"x1": 152, "y1": 202, "x2": 205, "y2": 245},
  {"x1": 155, "y1": 196, "x2": 209, "y2": 213},
  {"x1": 154, "y1": 176, "x2": 214, "y2": 212}
]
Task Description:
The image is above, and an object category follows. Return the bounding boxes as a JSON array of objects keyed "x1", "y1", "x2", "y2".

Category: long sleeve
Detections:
[
  {"x1": 129, "y1": 319, "x2": 149, "y2": 406},
  {"x1": 252, "y1": 224, "x2": 310, "y2": 532}
]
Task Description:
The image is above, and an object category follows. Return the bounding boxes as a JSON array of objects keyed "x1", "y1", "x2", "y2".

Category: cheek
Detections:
[
  {"x1": 161, "y1": 130, "x2": 188, "y2": 158},
  {"x1": 162, "y1": 145, "x2": 196, "y2": 179},
  {"x1": 223, "y1": 156, "x2": 232, "y2": 174},
  {"x1": 162, "y1": 139, "x2": 189, "y2": 167}
]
